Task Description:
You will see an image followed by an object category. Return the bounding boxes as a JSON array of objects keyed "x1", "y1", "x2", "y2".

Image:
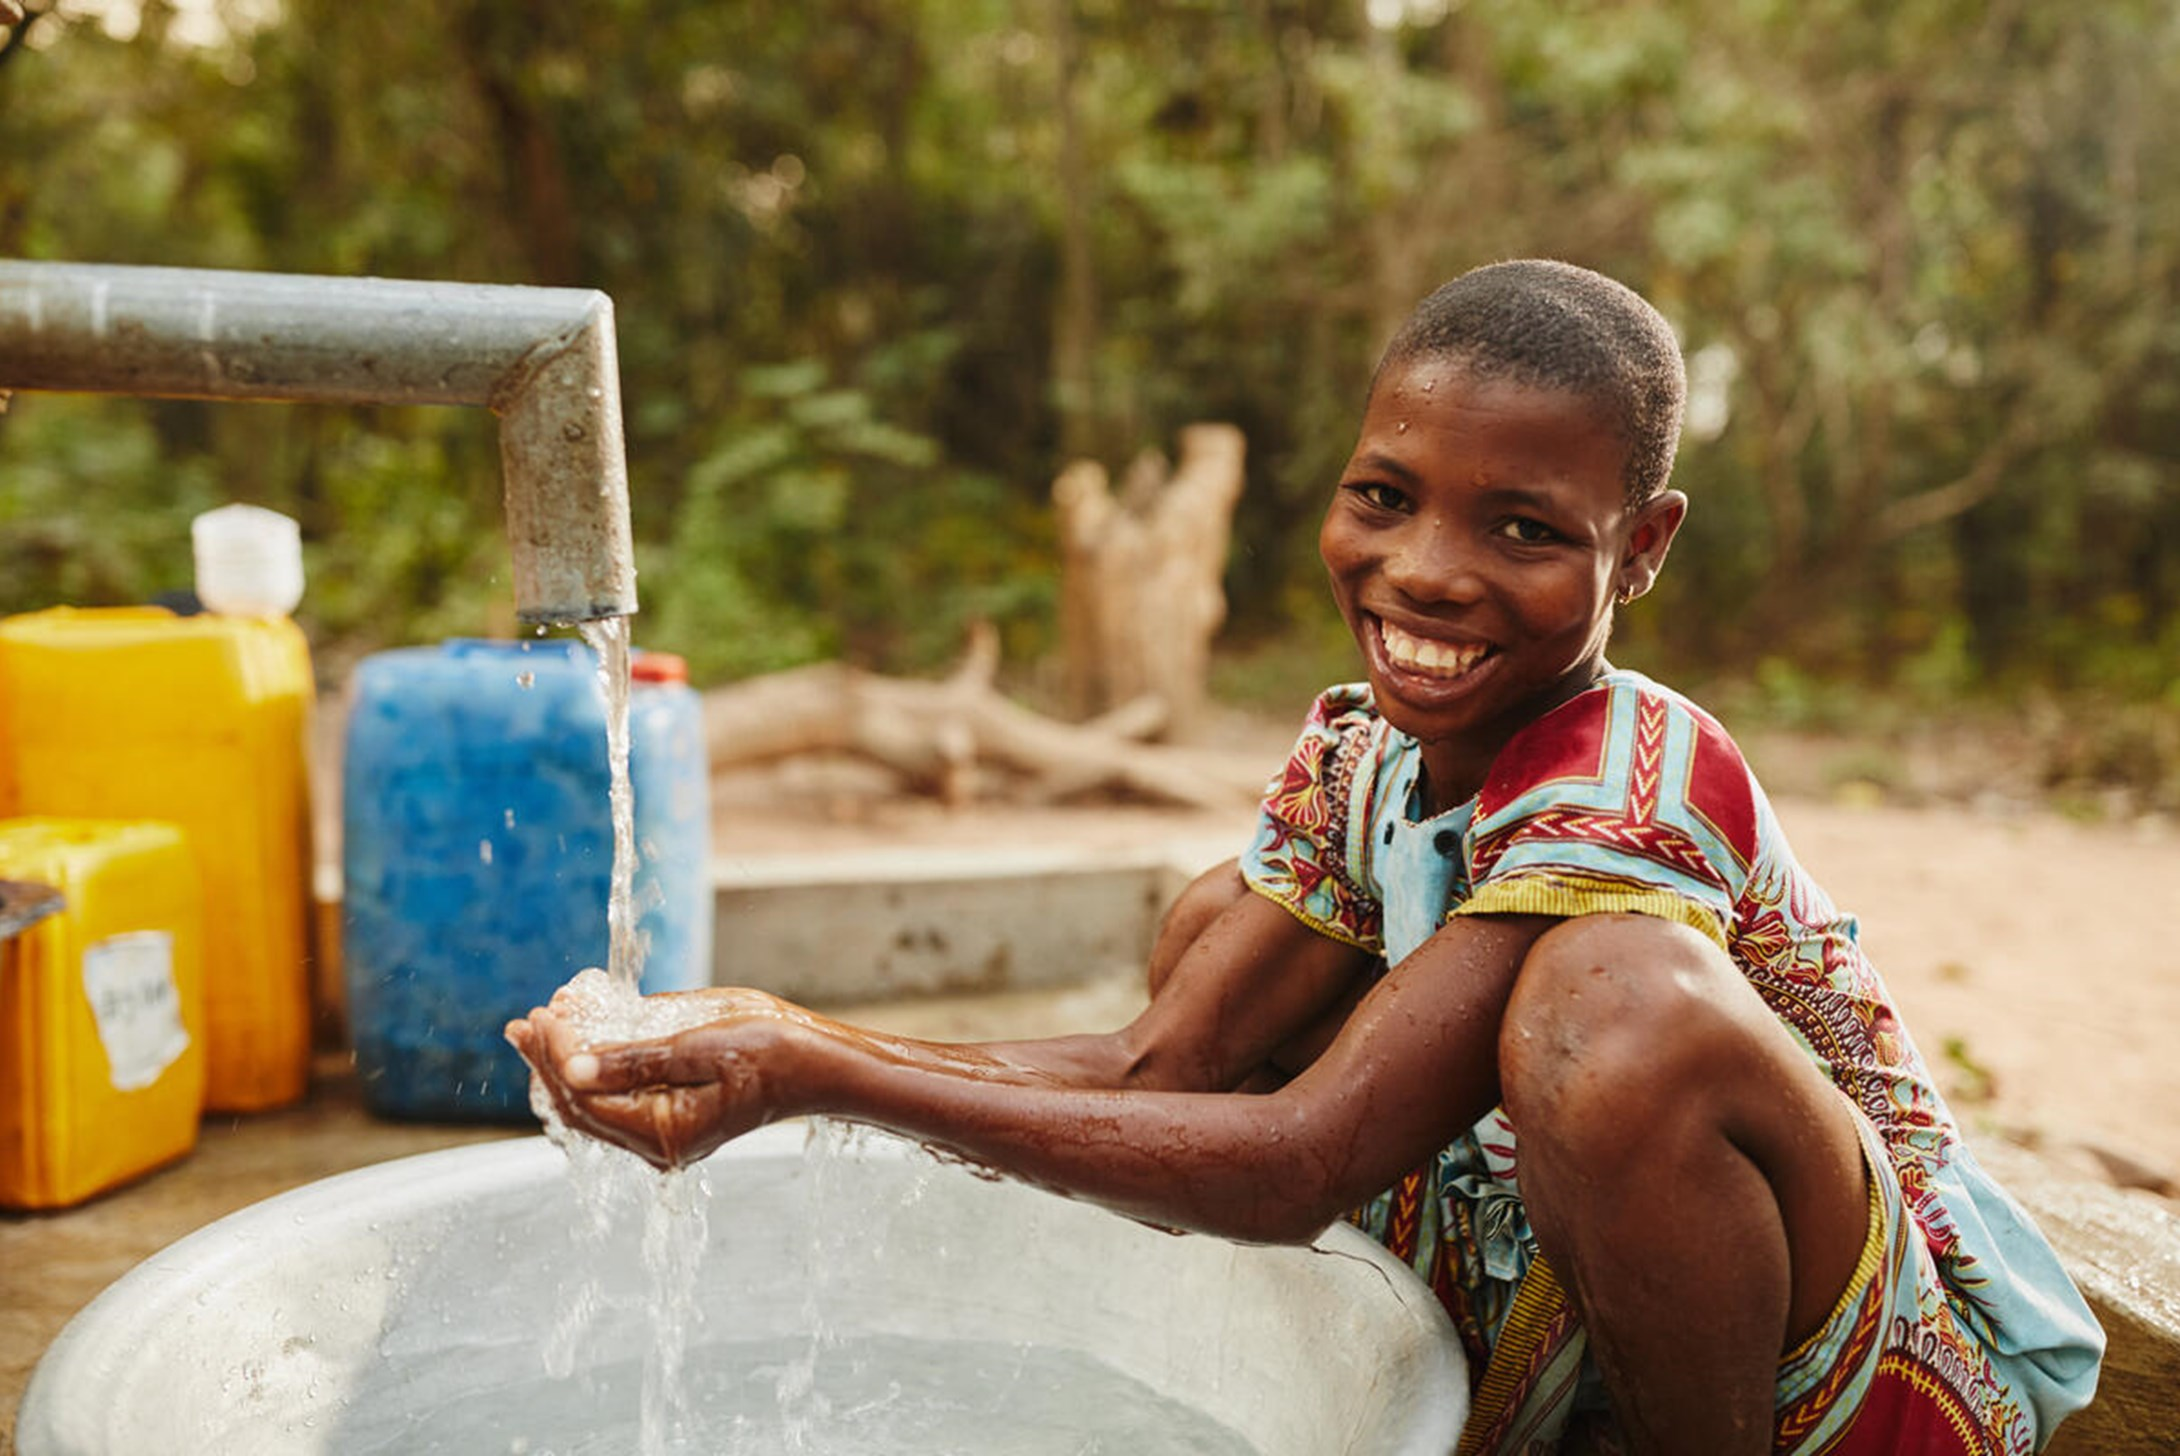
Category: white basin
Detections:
[{"x1": 17, "y1": 1122, "x2": 1467, "y2": 1454}]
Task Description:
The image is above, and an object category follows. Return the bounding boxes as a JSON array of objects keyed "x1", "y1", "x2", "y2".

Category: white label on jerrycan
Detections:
[{"x1": 81, "y1": 931, "x2": 189, "y2": 1091}]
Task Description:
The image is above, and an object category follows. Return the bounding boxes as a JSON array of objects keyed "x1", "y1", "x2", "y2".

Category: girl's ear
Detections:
[{"x1": 1617, "y1": 490, "x2": 1688, "y2": 603}]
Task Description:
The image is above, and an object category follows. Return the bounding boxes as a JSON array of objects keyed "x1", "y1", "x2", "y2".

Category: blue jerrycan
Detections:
[{"x1": 342, "y1": 638, "x2": 712, "y2": 1120}]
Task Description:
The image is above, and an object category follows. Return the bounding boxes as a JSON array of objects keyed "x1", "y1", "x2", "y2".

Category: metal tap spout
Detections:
[{"x1": 0, "y1": 259, "x2": 637, "y2": 625}]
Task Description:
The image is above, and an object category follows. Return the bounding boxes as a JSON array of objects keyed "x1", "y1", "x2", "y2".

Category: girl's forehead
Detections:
[
  {"x1": 1369, "y1": 355, "x2": 1611, "y2": 430},
  {"x1": 1353, "y1": 356, "x2": 1633, "y2": 505}
]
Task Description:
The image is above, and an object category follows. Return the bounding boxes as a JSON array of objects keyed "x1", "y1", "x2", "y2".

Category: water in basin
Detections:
[
  {"x1": 334, "y1": 1334, "x2": 1257, "y2": 1454},
  {"x1": 16, "y1": 1124, "x2": 1467, "y2": 1455}
]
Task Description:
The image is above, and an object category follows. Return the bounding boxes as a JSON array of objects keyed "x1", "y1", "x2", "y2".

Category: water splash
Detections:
[{"x1": 531, "y1": 972, "x2": 709, "y2": 1456}]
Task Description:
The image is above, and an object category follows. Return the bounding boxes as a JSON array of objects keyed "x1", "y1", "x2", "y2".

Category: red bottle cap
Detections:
[{"x1": 630, "y1": 651, "x2": 689, "y2": 685}]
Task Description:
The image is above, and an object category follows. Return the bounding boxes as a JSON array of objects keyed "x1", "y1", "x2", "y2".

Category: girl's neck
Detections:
[{"x1": 1413, "y1": 661, "x2": 1616, "y2": 814}]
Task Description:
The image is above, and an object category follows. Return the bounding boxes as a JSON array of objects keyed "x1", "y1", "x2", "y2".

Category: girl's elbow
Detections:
[
  {"x1": 1255, "y1": 1207, "x2": 1343, "y2": 1247},
  {"x1": 1203, "y1": 1186, "x2": 1347, "y2": 1247}
]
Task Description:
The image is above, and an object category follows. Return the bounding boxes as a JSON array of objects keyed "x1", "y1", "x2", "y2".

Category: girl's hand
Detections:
[{"x1": 505, "y1": 986, "x2": 820, "y2": 1170}]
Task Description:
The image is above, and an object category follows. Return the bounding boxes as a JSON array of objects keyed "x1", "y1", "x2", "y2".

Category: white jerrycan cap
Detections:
[{"x1": 192, "y1": 504, "x2": 305, "y2": 617}]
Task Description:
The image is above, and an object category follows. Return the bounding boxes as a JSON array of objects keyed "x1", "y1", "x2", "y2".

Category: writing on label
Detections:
[{"x1": 81, "y1": 931, "x2": 188, "y2": 1091}]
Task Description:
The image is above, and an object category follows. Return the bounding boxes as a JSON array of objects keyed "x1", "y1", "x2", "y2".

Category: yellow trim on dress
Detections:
[
  {"x1": 1781, "y1": 1136, "x2": 1889, "y2": 1371},
  {"x1": 1453, "y1": 870, "x2": 1730, "y2": 953},
  {"x1": 1243, "y1": 878, "x2": 1381, "y2": 953}
]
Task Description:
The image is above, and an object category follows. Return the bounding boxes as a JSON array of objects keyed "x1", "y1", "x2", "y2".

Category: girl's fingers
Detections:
[
  {"x1": 529, "y1": 1007, "x2": 600, "y2": 1079},
  {"x1": 509, "y1": 1003, "x2": 729, "y2": 1092},
  {"x1": 570, "y1": 1086, "x2": 732, "y2": 1171},
  {"x1": 572, "y1": 1035, "x2": 716, "y2": 1091},
  {"x1": 503, "y1": 999, "x2": 786, "y2": 1168}
]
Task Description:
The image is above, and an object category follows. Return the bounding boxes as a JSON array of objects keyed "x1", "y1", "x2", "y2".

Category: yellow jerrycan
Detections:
[
  {"x1": 0, "y1": 818, "x2": 206, "y2": 1209},
  {"x1": 0, "y1": 606, "x2": 315, "y2": 1111}
]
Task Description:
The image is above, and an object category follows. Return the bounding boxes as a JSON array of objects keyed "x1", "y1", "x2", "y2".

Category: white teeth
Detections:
[{"x1": 1379, "y1": 620, "x2": 1485, "y2": 679}]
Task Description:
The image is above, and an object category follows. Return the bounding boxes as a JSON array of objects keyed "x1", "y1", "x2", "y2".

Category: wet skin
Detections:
[{"x1": 508, "y1": 367, "x2": 1872, "y2": 1456}]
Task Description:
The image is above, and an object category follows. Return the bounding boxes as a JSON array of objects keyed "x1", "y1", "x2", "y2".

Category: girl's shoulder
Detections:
[
  {"x1": 1263, "y1": 683, "x2": 1396, "y2": 827},
  {"x1": 1296, "y1": 681, "x2": 1381, "y2": 734},
  {"x1": 1475, "y1": 669, "x2": 1765, "y2": 864},
  {"x1": 1274, "y1": 683, "x2": 1397, "y2": 782}
]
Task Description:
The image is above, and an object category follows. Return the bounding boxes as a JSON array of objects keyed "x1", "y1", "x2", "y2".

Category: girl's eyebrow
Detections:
[
  {"x1": 1343, "y1": 451, "x2": 1421, "y2": 484},
  {"x1": 1475, "y1": 484, "x2": 1570, "y2": 515}
]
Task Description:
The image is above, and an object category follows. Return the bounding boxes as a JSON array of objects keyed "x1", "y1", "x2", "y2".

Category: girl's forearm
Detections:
[
  {"x1": 787, "y1": 1024, "x2": 1354, "y2": 1244},
  {"x1": 772, "y1": 912, "x2": 1551, "y2": 1243}
]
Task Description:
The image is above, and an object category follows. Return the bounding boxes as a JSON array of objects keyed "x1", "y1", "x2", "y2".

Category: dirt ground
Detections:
[{"x1": 712, "y1": 715, "x2": 2180, "y2": 1204}]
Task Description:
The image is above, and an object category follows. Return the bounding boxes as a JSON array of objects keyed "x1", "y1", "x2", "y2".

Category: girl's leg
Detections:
[
  {"x1": 1146, "y1": 859, "x2": 1251, "y2": 998},
  {"x1": 1496, "y1": 914, "x2": 1870, "y2": 1456},
  {"x1": 1144, "y1": 859, "x2": 1369, "y2": 1085}
]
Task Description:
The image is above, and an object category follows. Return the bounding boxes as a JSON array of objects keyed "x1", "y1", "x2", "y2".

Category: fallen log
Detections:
[{"x1": 701, "y1": 625, "x2": 1267, "y2": 812}]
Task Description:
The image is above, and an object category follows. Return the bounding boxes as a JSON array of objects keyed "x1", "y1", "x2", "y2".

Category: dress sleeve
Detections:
[
  {"x1": 1240, "y1": 685, "x2": 1386, "y2": 953},
  {"x1": 1453, "y1": 681, "x2": 1757, "y2": 950}
]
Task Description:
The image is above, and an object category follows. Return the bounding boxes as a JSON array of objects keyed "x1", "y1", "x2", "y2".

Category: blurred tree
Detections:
[{"x1": 0, "y1": 0, "x2": 2173, "y2": 712}]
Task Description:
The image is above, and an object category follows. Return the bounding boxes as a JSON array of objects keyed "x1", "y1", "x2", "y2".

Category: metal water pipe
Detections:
[{"x1": 0, "y1": 259, "x2": 637, "y2": 625}]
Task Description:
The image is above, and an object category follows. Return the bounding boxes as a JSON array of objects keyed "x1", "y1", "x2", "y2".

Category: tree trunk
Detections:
[{"x1": 1054, "y1": 423, "x2": 1246, "y2": 740}]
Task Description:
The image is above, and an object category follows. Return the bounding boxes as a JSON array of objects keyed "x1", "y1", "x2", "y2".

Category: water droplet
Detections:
[
  {"x1": 517, "y1": 671, "x2": 536, "y2": 689},
  {"x1": 479, "y1": 839, "x2": 495, "y2": 866},
  {"x1": 505, "y1": 808, "x2": 518, "y2": 829}
]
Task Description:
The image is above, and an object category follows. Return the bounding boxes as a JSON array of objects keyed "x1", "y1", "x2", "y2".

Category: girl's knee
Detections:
[{"x1": 1497, "y1": 914, "x2": 1744, "y2": 1147}]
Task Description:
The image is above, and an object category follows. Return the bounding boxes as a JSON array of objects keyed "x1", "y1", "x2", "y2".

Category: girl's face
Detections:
[{"x1": 1319, "y1": 355, "x2": 1686, "y2": 806}]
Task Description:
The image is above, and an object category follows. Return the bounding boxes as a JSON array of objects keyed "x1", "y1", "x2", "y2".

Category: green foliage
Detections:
[
  {"x1": 0, "y1": 398, "x2": 221, "y2": 605},
  {"x1": 0, "y1": 0, "x2": 2174, "y2": 745},
  {"x1": 645, "y1": 354, "x2": 1049, "y2": 683}
]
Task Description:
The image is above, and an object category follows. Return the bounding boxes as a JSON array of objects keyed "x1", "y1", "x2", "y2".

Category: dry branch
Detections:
[{"x1": 702, "y1": 624, "x2": 1266, "y2": 813}]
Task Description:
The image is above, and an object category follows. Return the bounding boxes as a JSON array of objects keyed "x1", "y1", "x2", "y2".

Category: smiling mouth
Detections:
[{"x1": 1377, "y1": 618, "x2": 1491, "y2": 681}]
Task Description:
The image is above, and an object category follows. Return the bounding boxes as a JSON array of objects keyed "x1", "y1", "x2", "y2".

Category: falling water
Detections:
[
  {"x1": 530, "y1": 616, "x2": 697, "y2": 1456},
  {"x1": 579, "y1": 615, "x2": 644, "y2": 987}
]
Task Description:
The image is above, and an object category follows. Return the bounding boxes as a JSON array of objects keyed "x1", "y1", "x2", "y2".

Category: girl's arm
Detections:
[
  {"x1": 509, "y1": 888, "x2": 1367, "y2": 1157},
  {"x1": 977, "y1": 881, "x2": 1379, "y2": 1094},
  {"x1": 511, "y1": 899, "x2": 1554, "y2": 1245}
]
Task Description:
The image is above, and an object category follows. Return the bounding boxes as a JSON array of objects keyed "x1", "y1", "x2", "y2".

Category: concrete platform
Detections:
[{"x1": 712, "y1": 838, "x2": 1234, "y2": 1002}]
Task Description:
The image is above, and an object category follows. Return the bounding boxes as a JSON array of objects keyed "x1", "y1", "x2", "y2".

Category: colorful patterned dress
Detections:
[{"x1": 1241, "y1": 671, "x2": 2102, "y2": 1455}]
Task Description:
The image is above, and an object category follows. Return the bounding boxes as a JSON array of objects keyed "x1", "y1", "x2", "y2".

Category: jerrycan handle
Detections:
[{"x1": 0, "y1": 878, "x2": 64, "y2": 941}]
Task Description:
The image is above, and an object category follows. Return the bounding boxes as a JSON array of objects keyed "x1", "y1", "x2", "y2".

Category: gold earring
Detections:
[{"x1": 1616, "y1": 585, "x2": 1637, "y2": 606}]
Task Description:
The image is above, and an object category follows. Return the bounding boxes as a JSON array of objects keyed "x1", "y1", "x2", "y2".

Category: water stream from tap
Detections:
[
  {"x1": 531, "y1": 615, "x2": 703, "y2": 1456},
  {"x1": 579, "y1": 616, "x2": 644, "y2": 988}
]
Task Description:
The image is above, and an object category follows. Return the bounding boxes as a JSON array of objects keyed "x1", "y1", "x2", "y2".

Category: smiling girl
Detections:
[{"x1": 510, "y1": 260, "x2": 2101, "y2": 1455}]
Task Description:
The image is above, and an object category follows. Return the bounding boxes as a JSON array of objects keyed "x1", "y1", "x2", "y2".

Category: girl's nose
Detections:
[{"x1": 1382, "y1": 520, "x2": 1484, "y2": 606}]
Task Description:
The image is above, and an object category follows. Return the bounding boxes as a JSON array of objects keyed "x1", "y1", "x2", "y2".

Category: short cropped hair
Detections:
[{"x1": 1377, "y1": 260, "x2": 1686, "y2": 504}]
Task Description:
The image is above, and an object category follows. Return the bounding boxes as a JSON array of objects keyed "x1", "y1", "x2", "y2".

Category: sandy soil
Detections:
[{"x1": 712, "y1": 738, "x2": 2180, "y2": 1202}]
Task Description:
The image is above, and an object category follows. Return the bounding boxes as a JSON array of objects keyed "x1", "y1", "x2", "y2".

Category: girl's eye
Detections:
[
  {"x1": 1343, "y1": 481, "x2": 1410, "y2": 513},
  {"x1": 1495, "y1": 517, "x2": 1559, "y2": 544}
]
